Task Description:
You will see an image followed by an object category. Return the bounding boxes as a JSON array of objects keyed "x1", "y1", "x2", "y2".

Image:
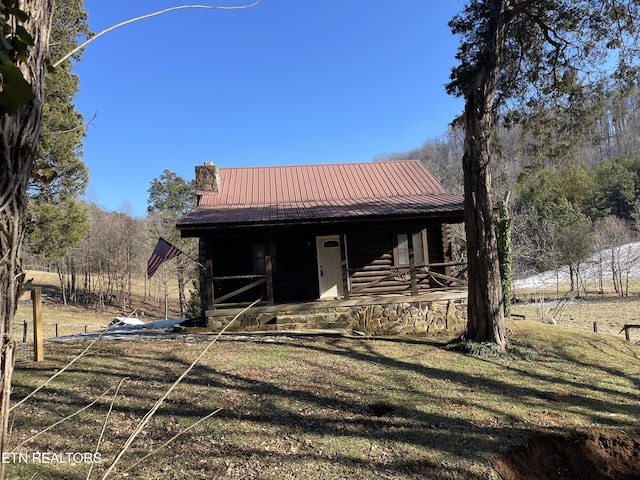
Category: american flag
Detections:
[{"x1": 147, "y1": 238, "x2": 182, "y2": 278}]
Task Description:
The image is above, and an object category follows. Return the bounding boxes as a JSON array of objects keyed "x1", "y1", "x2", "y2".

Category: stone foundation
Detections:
[{"x1": 201, "y1": 295, "x2": 467, "y2": 336}]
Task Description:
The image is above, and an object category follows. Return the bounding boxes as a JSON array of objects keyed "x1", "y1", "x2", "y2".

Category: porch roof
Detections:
[{"x1": 178, "y1": 160, "x2": 464, "y2": 231}]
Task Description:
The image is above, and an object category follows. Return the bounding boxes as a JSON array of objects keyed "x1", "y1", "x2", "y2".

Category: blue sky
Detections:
[{"x1": 73, "y1": 1, "x2": 465, "y2": 217}]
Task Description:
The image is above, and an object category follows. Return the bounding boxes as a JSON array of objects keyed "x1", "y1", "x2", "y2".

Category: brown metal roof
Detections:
[{"x1": 178, "y1": 160, "x2": 464, "y2": 230}]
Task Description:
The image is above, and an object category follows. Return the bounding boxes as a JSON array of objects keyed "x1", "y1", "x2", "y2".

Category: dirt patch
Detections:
[{"x1": 492, "y1": 429, "x2": 640, "y2": 480}]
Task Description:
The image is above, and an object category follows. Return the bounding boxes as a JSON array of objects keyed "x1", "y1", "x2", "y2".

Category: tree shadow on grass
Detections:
[{"x1": 7, "y1": 333, "x2": 640, "y2": 479}]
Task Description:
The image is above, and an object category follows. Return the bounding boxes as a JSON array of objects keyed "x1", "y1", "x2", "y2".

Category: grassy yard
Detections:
[
  {"x1": 6, "y1": 320, "x2": 640, "y2": 479},
  {"x1": 511, "y1": 294, "x2": 640, "y2": 342}
]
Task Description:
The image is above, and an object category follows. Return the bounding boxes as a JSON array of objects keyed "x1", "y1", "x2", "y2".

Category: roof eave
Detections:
[{"x1": 177, "y1": 210, "x2": 466, "y2": 237}]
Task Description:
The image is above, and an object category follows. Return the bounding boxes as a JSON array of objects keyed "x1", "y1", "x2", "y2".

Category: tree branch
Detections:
[
  {"x1": 52, "y1": 1, "x2": 261, "y2": 68},
  {"x1": 49, "y1": 110, "x2": 97, "y2": 135},
  {"x1": 504, "y1": 0, "x2": 541, "y2": 23}
]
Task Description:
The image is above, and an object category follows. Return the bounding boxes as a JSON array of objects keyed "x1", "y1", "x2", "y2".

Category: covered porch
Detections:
[{"x1": 197, "y1": 221, "x2": 467, "y2": 312}]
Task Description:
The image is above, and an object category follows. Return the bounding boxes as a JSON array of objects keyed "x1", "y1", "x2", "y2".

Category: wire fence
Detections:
[{"x1": 14, "y1": 320, "x2": 106, "y2": 342}]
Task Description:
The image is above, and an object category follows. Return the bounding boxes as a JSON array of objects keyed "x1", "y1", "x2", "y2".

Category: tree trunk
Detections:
[
  {"x1": 177, "y1": 255, "x2": 186, "y2": 317},
  {"x1": 55, "y1": 260, "x2": 67, "y2": 304},
  {"x1": 569, "y1": 263, "x2": 576, "y2": 292},
  {"x1": 496, "y1": 195, "x2": 512, "y2": 317},
  {"x1": 0, "y1": 2, "x2": 53, "y2": 475},
  {"x1": 163, "y1": 265, "x2": 170, "y2": 320},
  {"x1": 461, "y1": 0, "x2": 508, "y2": 350},
  {"x1": 126, "y1": 243, "x2": 132, "y2": 310},
  {"x1": 69, "y1": 255, "x2": 77, "y2": 303}
]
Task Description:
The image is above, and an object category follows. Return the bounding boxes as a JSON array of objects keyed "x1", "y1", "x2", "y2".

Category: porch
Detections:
[{"x1": 208, "y1": 258, "x2": 468, "y2": 308}]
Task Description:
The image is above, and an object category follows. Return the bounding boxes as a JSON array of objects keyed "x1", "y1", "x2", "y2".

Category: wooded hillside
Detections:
[
  {"x1": 26, "y1": 83, "x2": 640, "y2": 309},
  {"x1": 381, "y1": 83, "x2": 640, "y2": 294}
]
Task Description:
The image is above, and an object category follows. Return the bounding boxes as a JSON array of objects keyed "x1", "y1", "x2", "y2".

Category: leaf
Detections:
[
  {"x1": 0, "y1": 48, "x2": 11, "y2": 65},
  {"x1": 0, "y1": 35, "x2": 12, "y2": 55},
  {"x1": 15, "y1": 25, "x2": 34, "y2": 46},
  {"x1": 13, "y1": 38, "x2": 29, "y2": 63},
  {"x1": 14, "y1": 25, "x2": 35, "y2": 61},
  {"x1": 6, "y1": 6, "x2": 29, "y2": 23},
  {"x1": 32, "y1": 165, "x2": 58, "y2": 186},
  {"x1": 5, "y1": 24, "x2": 34, "y2": 65},
  {"x1": 0, "y1": 62, "x2": 33, "y2": 115}
]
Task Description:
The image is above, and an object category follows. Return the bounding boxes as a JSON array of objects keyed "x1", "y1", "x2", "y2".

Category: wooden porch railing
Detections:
[
  {"x1": 212, "y1": 274, "x2": 267, "y2": 306},
  {"x1": 210, "y1": 261, "x2": 466, "y2": 307},
  {"x1": 348, "y1": 262, "x2": 467, "y2": 296}
]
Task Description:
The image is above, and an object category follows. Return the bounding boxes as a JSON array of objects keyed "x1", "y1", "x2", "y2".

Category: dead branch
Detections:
[{"x1": 53, "y1": 1, "x2": 261, "y2": 68}]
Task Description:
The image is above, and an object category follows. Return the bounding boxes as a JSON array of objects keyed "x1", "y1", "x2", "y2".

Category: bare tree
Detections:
[
  {"x1": 0, "y1": 3, "x2": 259, "y2": 474},
  {"x1": 593, "y1": 216, "x2": 638, "y2": 296}
]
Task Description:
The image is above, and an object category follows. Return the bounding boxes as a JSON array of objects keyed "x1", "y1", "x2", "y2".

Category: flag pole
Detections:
[
  {"x1": 148, "y1": 237, "x2": 203, "y2": 279},
  {"x1": 181, "y1": 250, "x2": 204, "y2": 269},
  {"x1": 159, "y1": 237, "x2": 204, "y2": 269}
]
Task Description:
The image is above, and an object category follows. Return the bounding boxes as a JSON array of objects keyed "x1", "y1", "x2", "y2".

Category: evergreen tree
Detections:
[
  {"x1": 447, "y1": 0, "x2": 640, "y2": 350},
  {"x1": 26, "y1": 0, "x2": 90, "y2": 301},
  {"x1": 30, "y1": 0, "x2": 89, "y2": 203},
  {"x1": 587, "y1": 160, "x2": 638, "y2": 220},
  {"x1": 147, "y1": 170, "x2": 197, "y2": 316}
]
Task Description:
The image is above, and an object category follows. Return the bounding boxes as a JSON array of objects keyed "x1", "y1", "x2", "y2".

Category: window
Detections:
[
  {"x1": 395, "y1": 231, "x2": 426, "y2": 266},
  {"x1": 252, "y1": 242, "x2": 277, "y2": 274},
  {"x1": 396, "y1": 233, "x2": 410, "y2": 265}
]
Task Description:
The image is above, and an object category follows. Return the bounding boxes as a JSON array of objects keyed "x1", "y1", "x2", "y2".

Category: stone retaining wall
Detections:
[{"x1": 204, "y1": 298, "x2": 467, "y2": 336}]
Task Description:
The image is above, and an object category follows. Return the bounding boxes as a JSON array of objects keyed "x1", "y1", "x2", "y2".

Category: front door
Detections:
[{"x1": 316, "y1": 235, "x2": 344, "y2": 299}]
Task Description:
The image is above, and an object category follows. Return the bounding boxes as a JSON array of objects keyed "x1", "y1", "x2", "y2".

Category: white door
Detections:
[{"x1": 316, "y1": 235, "x2": 344, "y2": 299}]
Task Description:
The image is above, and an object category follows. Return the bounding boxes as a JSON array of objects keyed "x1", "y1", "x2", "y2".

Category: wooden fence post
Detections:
[
  {"x1": 31, "y1": 288, "x2": 44, "y2": 362},
  {"x1": 619, "y1": 324, "x2": 640, "y2": 342}
]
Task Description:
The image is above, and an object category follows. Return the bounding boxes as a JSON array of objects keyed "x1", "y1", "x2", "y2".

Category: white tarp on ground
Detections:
[
  {"x1": 45, "y1": 319, "x2": 306, "y2": 343},
  {"x1": 46, "y1": 318, "x2": 187, "y2": 343}
]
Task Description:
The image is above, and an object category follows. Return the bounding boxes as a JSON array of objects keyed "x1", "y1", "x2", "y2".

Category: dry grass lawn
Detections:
[
  {"x1": 15, "y1": 270, "x2": 182, "y2": 338},
  {"x1": 6, "y1": 319, "x2": 640, "y2": 479},
  {"x1": 511, "y1": 295, "x2": 640, "y2": 342},
  {"x1": 5, "y1": 272, "x2": 640, "y2": 478}
]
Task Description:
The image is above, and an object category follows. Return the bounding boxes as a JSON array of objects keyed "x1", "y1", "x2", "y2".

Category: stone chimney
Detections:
[{"x1": 195, "y1": 162, "x2": 220, "y2": 205}]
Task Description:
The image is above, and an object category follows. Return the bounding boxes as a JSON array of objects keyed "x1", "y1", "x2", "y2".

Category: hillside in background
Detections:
[{"x1": 24, "y1": 83, "x2": 640, "y2": 316}]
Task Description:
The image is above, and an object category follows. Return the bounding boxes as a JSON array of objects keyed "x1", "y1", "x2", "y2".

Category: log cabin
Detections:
[{"x1": 177, "y1": 160, "x2": 467, "y2": 333}]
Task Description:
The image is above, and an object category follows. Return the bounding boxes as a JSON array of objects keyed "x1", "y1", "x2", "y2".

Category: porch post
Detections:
[
  {"x1": 203, "y1": 238, "x2": 215, "y2": 312},
  {"x1": 264, "y1": 236, "x2": 274, "y2": 305},
  {"x1": 441, "y1": 224, "x2": 453, "y2": 279},
  {"x1": 340, "y1": 233, "x2": 350, "y2": 300},
  {"x1": 408, "y1": 233, "x2": 418, "y2": 296}
]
